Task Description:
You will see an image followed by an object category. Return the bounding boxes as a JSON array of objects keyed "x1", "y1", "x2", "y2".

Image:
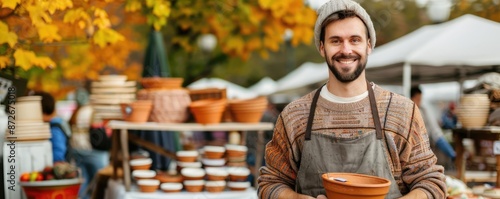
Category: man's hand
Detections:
[{"x1": 316, "y1": 194, "x2": 328, "y2": 199}]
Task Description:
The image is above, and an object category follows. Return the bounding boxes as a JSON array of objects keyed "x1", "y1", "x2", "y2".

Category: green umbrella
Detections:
[{"x1": 142, "y1": 30, "x2": 170, "y2": 77}]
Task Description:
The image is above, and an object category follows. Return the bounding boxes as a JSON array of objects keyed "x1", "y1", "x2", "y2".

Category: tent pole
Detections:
[{"x1": 403, "y1": 62, "x2": 411, "y2": 97}]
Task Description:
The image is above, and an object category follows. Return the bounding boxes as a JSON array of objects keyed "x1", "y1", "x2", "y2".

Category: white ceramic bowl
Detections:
[
  {"x1": 202, "y1": 158, "x2": 226, "y2": 167},
  {"x1": 177, "y1": 161, "x2": 202, "y2": 168},
  {"x1": 132, "y1": 170, "x2": 156, "y2": 179},
  {"x1": 160, "y1": 182, "x2": 183, "y2": 191},
  {"x1": 137, "y1": 179, "x2": 160, "y2": 186},
  {"x1": 225, "y1": 144, "x2": 248, "y2": 152},
  {"x1": 130, "y1": 158, "x2": 152, "y2": 166},
  {"x1": 206, "y1": 180, "x2": 226, "y2": 187},
  {"x1": 181, "y1": 168, "x2": 205, "y2": 178},
  {"x1": 227, "y1": 167, "x2": 250, "y2": 176},
  {"x1": 228, "y1": 181, "x2": 250, "y2": 189},
  {"x1": 205, "y1": 167, "x2": 229, "y2": 177},
  {"x1": 183, "y1": 180, "x2": 205, "y2": 186},
  {"x1": 204, "y1": 146, "x2": 226, "y2": 153}
]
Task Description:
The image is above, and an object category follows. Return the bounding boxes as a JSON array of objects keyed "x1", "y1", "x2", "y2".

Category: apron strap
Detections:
[
  {"x1": 305, "y1": 87, "x2": 322, "y2": 140},
  {"x1": 367, "y1": 81, "x2": 383, "y2": 140}
]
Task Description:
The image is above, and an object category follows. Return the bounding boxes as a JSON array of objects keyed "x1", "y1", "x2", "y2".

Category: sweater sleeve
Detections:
[
  {"x1": 401, "y1": 107, "x2": 447, "y2": 198},
  {"x1": 258, "y1": 114, "x2": 299, "y2": 199},
  {"x1": 50, "y1": 126, "x2": 67, "y2": 162}
]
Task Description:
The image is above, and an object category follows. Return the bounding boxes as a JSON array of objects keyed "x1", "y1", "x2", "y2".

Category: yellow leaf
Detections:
[
  {"x1": 2, "y1": 0, "x2": 20, "y2": 9},
  {"x1": 0, "y1": 21, "x2": 18, "y2": 47},
  {"x1": 27, "y1": 5, "x2": 52, "y2": 26},
  {"x1": 39, "y1": 0, "x2": 73, "y2": 14},
  {"x1": 258, "y1": 0, "x2": 273, "y2": 9},
  {"x1": 125, "y1": 0, "x2": 142, "y2": 12},
  {"x1": 31, "y1": 56, "x2": 56, "y2": 69},
  {"x1": 37, "y1": 24, "x2": 62, "y2": 43},
  {"x1": 0, "y1": 56, "x2": 10, "y2": 68},
  {"x1": 63, "y1": 8, "x2": 90, "y2": 24},
  {"x1": 14, "y1": 49, "x2": 36, "y2": 70},
  {"x1": 153, "y1": 1, "x2": 171, "y2": 17},
  {"x1": 92, "y1": 28, "x2": 125, "y2": 48}
]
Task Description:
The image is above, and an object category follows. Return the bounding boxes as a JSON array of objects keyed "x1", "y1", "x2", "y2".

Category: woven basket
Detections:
[{"x1": 137, "y1": 89, "x2": 191, "y2": 123}]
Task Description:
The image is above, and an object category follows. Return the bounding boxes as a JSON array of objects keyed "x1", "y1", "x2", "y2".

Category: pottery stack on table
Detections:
[
  {"x1": 457, "y1": 94, "x2": 491, "y2": 128},
  {"x1": 90, "y1": 75, "x2": 137, "y2": 122},
  {"x1": 7, "y1": 96, "x2": 51, "y2": 141}
]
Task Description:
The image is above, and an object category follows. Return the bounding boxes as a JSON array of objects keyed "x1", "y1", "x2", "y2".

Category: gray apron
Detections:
[{"x1": 296, "y1": 82, "x2": 403, "y2": 198}]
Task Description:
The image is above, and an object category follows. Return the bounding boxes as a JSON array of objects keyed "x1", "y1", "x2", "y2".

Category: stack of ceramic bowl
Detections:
[
  {"x1": 176, "y1": 150, "x2": 202, "y2": 172},
  {"x1": 202, "y1": 146, "x2": 226, "y2": 168},
  {"x1": 225, "y1": 144, "x2": 248, "y2": 167},
  {"x1": 181, "y1": 168, "x2": 206, "y2": 192},
  {"x1": 227, "y1": 167, "x2": 251, "y2": 191},
  {"x1": 155, "y1": 170, "x2": 184, "y2": 193},
  {"x1": 189, "y1": 99, "x2": 227, "y2": 124},
  {"x1": 204, "y1": 167, "x2": 227, "y2": 193},
  {"x1": 137, "y1": 77, "x2": 191, "y2": 123},
  {"x1": 7, "y1": 96, "x2": 51, "y2": 141},
  {"x1": 457, "y1": 94, "x2": 491, "y2": 128},
  {"x1": 89, "y1": 75, "x2": 137, "y2": 122},
  {"x1": 228, "y1": 96, "x2": 268, "y2": 123}
]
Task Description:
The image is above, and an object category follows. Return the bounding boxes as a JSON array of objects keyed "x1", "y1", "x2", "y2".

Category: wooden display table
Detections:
[
  {"x1": 452, "y1": 126, "x2": 500, "y2": 186},
  {"x1": 106, "y1": 120, "x2": 274, "y2": 191}
]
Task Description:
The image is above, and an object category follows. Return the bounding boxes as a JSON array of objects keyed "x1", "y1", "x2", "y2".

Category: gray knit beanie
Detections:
[{"x1": 314, "y1": 0, "x2": 376, "y2": 52}]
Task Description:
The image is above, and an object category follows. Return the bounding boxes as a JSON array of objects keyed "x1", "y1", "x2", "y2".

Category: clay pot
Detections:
[
  {"x1": 202, "y1": 158, "x2": 226, "y2": 167},
  {"x1": 130, "y1": 158, "x2": 152, "y2": 170},
  {"x1": 203, "y1": 146, "x2": 226, "y2": 159},
  {"x1": 205, "y1": 181, "x2": 226, "y2": 193},
  {"x1": 321, "y1": 173, "x2": 391, "y2": 199},
  {"x1": 205, "y1": 167, "x2": 228, "y2": 181},
  {"x1": 137, "y1": 179, "x2": 160, "y2": 193},
  {"x1": 228, "y1": 181, "x2": 250, "y2": 191},
  {"x1": 183, "y1": 180, "x2": 205, "y2": 192},
  {"x1": 120, "y1": 100, "x2": 153, "y2": 123},
  {"x1": 226, "y1": 144, "x2": 248, "y2": 161},
  {"x1": 155, "y1": 173, "x2": 184, "y2": 183},
  {"x1": 228, "y1": 97, "x2": 268, "y2": 123},
  {"x1": 228, "y1": 167, "x2": 250, "y2": 182},
  {"x1": 189, "y1": 99, "x2": 227, "y2": 124},
  {"x1": 176, "y1": 150, "x2": 199, "y2": 162},
  {"x1": 181, "y1": 168, "x2": 205, "y2": 181},
  {"x1": 132, "y1": 170, "x2": 156, "y2": 181},
  {"x1": 160, "y1": 182, "x2": 183, "y2": 193}
]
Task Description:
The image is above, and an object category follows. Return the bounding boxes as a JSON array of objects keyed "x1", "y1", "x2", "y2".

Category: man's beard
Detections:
[{"x1": 325, "y1": 52, "x2": 366, "y2": 83}]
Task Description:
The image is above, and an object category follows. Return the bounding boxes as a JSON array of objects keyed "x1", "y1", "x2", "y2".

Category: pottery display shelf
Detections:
[
  {"x1": 123, "y1": 185, "x2": 258, "y2": 199},
  {"x1": 106, "y1": 120, "x2": 274, "y2": 191},
  {"x1": 452, "y1": 126, "x2": 500, "y2": 186}
]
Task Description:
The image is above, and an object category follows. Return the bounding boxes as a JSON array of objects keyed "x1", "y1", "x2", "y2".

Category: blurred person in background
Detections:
[
  {"x1": 441, "y1": 102, "x2": 458, "y2": 129},
  {"x1": 68, "y1": 87, "x2": 109, "y2": 199},
  {"x1": 257, "y1": 0, "x2": 446, "y2": 198},
  {"x1": 411, "y1": 86, "x2": 456, "y2": 162}
]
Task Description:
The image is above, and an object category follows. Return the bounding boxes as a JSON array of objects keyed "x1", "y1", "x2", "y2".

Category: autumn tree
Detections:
[{"x1": 0, "y1": 0, "x2": 316, "y2": 97}]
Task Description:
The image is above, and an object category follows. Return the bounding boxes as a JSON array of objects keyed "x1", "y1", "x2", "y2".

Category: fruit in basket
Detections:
[
  {"x1": 29, "y1": 172, "x2": 39, "y2": 181},
  {"x1": 53, "y1": 162, "x2": 77, "y2": 179},
  {"x1": 20, "y1": 173, "x2": 30, "y2": 182}
]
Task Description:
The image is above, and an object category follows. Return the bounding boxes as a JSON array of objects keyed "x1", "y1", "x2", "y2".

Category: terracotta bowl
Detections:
[
  {"x1": 205, "y1": 167, "x2": 228, "y2": 181},
  {"x1": 181, "y1": 168, "x2": 205, "y2": 181},
  {"x1": 321, "y1": 173, "x2": 391, "y2": 199},
  {"x1": 155, "y1": 173, "x2": 184, "y2": 183},
  {"x1": 137, "y1": 179, "x2": 160, "y2": 193},
  {"x1": 228, "y1": 181, "x2": 251, "y2": 191},
  {"x1": 202, "y1": 158, "x2": 226, "y2": 167},
  {"x1": 184, "y1": 180, "x2": 205, "y2": 192},
  {"x1": 141, "y1": 77, "x2": 184, "y2": 89},
  {"x1": 160, "y1": 182, "x2": 183, "y2": 193},
  {"x1": 132, "y1": 170, "x2": 156, "y2": 181},
  {"x1": 228, "y1": 167, "x2": 250, "y2": 182},
  {"x1": 204, "y1": 146, "x2": 226, "y2": 159},
  {"x1": 176, "y1": 150, "x2": 199, "y2": 162},
  {"x1": 205, "y1": 181, "x2": 226, "y2": 193},
  {"x1": 226, "y1": 144, "x2": 248, "y2": 161},
  {"x1": 130, "y1": 158, "x2": 152, "y2": 170}
]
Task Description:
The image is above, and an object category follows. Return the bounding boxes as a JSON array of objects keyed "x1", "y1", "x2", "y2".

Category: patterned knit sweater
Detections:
[{"x1": 258, "y1": 84, "x2": 446, "y2": 199}]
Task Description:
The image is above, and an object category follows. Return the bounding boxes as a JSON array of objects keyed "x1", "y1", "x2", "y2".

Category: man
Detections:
[
  {"x1": 257, "y1": 0, "x2": 446, "y2": 198},
  {"x1": 410, "y1": 86, "x2": 456, "y2": 161}
]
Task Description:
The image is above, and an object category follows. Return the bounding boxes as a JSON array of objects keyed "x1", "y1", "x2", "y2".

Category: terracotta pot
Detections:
[
  {"x1": 176, "y1": 150, "x2": 199, "y2": 162},
  {"x1": 155, "y1": 173, "x2": 184, "y2": 183},
  {"x1": 228, "y1": 181, "x2": 250, "y2": 191},
  {"x1": 137, "y1": 179, "x2": 160, "y2": 193},
  {"x1": 205, "y1": 181, "x2": 226, "y2": 193},
  {"x1": 183, "y1": 180, "x2": 205, "y2": 192},
  {"x1": 141, "y1": 77, "x2": 184, "y2": 89},
  {"x1": 130, "y1": 158, "x2": 152, "y2": 170},
  {"x1": 120, "y1": 100, "x2": 153, "y2": 123},
  {"x1": 321, "y1": 173, "x2": 391, "y2": 199},
  {"x1": 160, "y1": 182, "x2": 183, "y2": 192}
]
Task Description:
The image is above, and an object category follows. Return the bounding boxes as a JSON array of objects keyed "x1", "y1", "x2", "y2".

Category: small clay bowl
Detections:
[
  {"x1": 132, "y1": 170, "x2": 156, "y2": 181},
  {"x1": 202, "y1": 158, "x2": 226, "y2": 167},
  {"x1": 206, "y1": 167, "x2": 228, "y2": 181},
  {"x1": 155, "y1": 173, "x2": 184, "y2": 183},
  {"x1": 130, "y1": 158, "x2": 152, "y2": 170},
  {"x1": 228, "y1": 181, "x2": 250, "y2": 191},
  {"x1": 160, "y1": 182, "x2": 183, "y2": 193},
  {"x1": 205, "y1": 181, "x2": 226, "y2": 193},
  {"x1": 176, "y1": 150, "x2": 199, "y2": 162},
  {"x1": 137, "y1": 179, "x2": 160, "y2": 193},
  {"x1": 181, "y1": 168, "x2": 206, "y2": 181},
  {"x1": 184, "y1": 180, "x2": 205, "y2": 192},
  {"x1": 204, "y1": 146, "x2": 226, "y2": 159},
  {"x1": 228, "y1": 167, "x2": 250, "y2": 182}
]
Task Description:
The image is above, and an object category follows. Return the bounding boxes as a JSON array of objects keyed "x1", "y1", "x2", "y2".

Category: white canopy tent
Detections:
[
  {"x1": 187, "y1": 77, "x2": 258, "y2": 99},
  {"x1": 275, "y1": 62, "x2": 328, "y2": 92},
  {"x1": 248, "y1": 77, "x2": 278, "y2": 96},
  {"x1": 366, "y1": 14, "x2": 500, "y2": 97}
]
